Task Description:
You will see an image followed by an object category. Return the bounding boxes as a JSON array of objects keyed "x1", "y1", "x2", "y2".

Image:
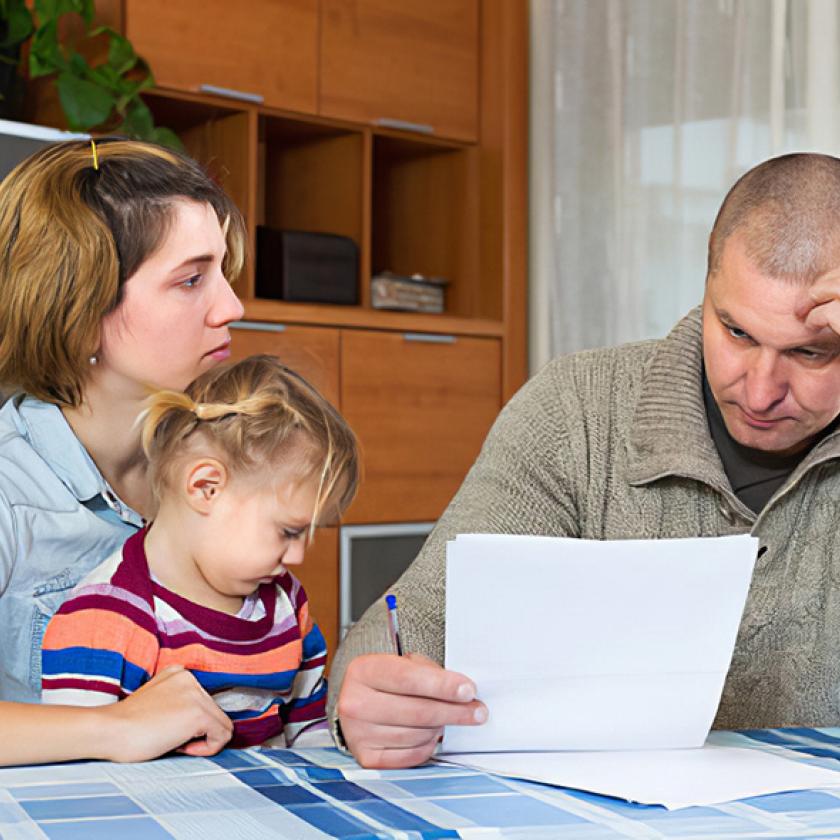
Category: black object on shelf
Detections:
[{"x1": 256, "y1": 227, "x2": 359, "y2": 305}]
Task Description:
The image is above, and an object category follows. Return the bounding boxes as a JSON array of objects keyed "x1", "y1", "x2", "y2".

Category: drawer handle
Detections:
[
  {"x1": 374, "y1": 117, "x2": 434, "y2": 135},
  {"x1": 403, "y1": 333, "x2": 456, "y2": 344},
  {"x1": 231, "y1": 320, "x2": 287, "y2": 333},
  {"x1": 198, "y1": 83, "x2": 264, "y2": 104}
]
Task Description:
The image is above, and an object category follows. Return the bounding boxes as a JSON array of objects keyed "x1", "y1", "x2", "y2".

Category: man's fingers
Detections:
[
  {"x1": 404, "y1": 652, "x2": 442, "y2": 668},
  {"x1": 346, "y1": 654, "x2": 477, "y2": 703},
  {"x1": 339, "y1": 684, "x2": 486, "y2": 728},
  {"x1": 803, "y1": 299, "x2": 840, "y2": 335},
  {"x1": 356, "y1": 743, "x2": 440, "y2": 769},
  {"x1": 343, "y1": 720, "x2": 444, "y2": 750}
]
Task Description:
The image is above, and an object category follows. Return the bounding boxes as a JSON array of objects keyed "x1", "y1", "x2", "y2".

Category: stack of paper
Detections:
[{"x1": 441, "y1": 533, "x2": 840, "y2": 808}]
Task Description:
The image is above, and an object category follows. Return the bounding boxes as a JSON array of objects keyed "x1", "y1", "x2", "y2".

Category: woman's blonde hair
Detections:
[
  {"x1": 0, "y1": 138, "x2": 246, "y2": 406},
  {"x1": 141, "y1": 354, "x2": 359, "y2": 528}
]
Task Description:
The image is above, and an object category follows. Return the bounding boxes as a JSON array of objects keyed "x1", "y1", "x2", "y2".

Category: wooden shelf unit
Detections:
[{"x1": 144, "y1": 87, "x2": 502, "y2": 335}]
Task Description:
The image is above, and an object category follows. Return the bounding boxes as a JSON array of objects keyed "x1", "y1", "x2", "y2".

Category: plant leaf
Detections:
[
  {"x1": 107, "y1": 31, "x2": 136, "y2": 75},
  {"x1": 120, "y1": 98, "x2": 153, "y2": 138},
  {"x1": 34, "y1": 0, "x2": 93, "y2": 23},
  {"x1": 88, "y1": 62, "x2": 120, "y2": 89},
  {"x1": 0, "y1": 0, "x2": 33, "y2": 49},
  {"x1": 151, "y1": 125, "x2": 183, "y2": 151},
  {"x1": 56, "y1": 70, "x2": 115, "y2": 130},
  {"x1": 68, "y1": 50, "x2": 88, "y2": 76},
  {"x1": 29, "y1": 20, "x2": 65, "y2": 76}
]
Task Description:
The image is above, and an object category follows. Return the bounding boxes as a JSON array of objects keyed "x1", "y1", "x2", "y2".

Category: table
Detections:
[{"x1": 2, "y1": 728, "x2": 840, "y2": 838}]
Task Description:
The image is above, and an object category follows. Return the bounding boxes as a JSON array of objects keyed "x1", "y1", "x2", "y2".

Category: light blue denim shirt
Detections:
[{"x1": 0, "y1": 395, "x2": 143, "y2": 702}]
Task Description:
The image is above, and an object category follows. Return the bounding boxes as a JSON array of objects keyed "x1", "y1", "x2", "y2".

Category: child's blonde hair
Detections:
[{"x1": 141, "y1": 355, "x2": 359, "y2": 527}]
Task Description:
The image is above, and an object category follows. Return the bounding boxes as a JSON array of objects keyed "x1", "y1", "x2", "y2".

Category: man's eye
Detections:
[
  {"x1": 726, "y1": 325, "x2": 748, "y2": 339},
  {"x1": 795, "y1": 348, "x2": 822, "y2": 360}
]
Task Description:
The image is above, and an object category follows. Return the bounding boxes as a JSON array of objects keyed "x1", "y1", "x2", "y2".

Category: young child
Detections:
[{"x1": 40, "y1": 354, "x2": 358, "y2": 749}]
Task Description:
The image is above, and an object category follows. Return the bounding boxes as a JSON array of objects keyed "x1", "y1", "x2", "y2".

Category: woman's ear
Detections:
[{"x1": 184, "y1": 458, "x2": 229, "y2": 514}]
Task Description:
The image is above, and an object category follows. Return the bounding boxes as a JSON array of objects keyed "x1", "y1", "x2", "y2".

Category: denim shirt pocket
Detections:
[{"x1": 29, "y1": 566, "x2": 80, "y2": 693}]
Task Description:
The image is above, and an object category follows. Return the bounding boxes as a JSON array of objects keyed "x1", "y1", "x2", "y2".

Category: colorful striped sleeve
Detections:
[
  {"x1": 41, "y1": 583, "x2": 159, "y2": 707},
  {"x1": 277, "y1": 574, "x2": 329, "y2": 745}
]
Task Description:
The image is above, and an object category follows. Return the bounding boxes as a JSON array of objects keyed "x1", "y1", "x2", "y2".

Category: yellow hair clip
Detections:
[{"x1": 90, "y1": 139, "x2": 99, "y2": 171}]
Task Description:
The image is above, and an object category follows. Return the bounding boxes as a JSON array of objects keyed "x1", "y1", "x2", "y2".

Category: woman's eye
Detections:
[{"x1": 181, "y1": 274, "x2": 202, "y2": 289}]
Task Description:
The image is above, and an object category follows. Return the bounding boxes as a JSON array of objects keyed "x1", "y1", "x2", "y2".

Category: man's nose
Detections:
[{"x1": 744, "y1": 350, "x2": 787, "y2": 414}]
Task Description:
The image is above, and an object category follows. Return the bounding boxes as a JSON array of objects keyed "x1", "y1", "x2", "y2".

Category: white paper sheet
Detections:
[
  {"x1": 443, "y1": 533, "x2": 758, "y2": 753},
  {"x1": 437, "y1": 743, "x2": 840, "y2": 810}
]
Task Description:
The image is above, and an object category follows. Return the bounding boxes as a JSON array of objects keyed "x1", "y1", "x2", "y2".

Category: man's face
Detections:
[{"x1": 702, "y1": 234, "x2": 840, "y2": 455}]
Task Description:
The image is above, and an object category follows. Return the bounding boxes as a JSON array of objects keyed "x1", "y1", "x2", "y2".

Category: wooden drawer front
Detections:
[
  {"x1": 320, "y1": 0, "x2": 479, "y2": 142},
  {"x1": 341, "y1": 331, "x2": 501, "y2": 523},
  {"x1": 125, "y1": 1, "x2": 318, "y2": 113},
  {"x1": 229, "y1": 324, "x2": 340, "y2": 408},
  {"x1": 293, "y1": 527, "x2": 339, "y2": 668}
]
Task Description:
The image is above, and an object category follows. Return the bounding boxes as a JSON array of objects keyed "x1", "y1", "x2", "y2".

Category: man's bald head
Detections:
[{"x1": 708, "y1": 153, "x2": 840, "y2": 284}]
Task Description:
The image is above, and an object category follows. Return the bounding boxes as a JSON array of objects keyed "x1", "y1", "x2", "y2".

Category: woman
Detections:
[{"x1": 0, "y1": 138, "x2": 247, "y2": 764}]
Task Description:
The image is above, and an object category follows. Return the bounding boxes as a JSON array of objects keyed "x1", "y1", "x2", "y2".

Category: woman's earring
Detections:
[{"x1": 89, "y1": 354, "x2": 98, "y2": 365}]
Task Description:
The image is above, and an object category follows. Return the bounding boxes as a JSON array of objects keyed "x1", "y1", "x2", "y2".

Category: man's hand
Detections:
[
  {"x1": 798, "y1": 268, "x2": 840, "y2": 335},
  {"x1": 95, "y1": 666, "x2": 233, "y2": 762},
  {"x1": 337, "y1": 652, "x2": 487, "y2": 769}
]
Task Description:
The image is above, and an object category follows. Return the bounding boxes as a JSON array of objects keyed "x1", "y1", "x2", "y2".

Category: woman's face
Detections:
[{"x1": 97, "y1": 199, "x2": 245, "y2": 395}]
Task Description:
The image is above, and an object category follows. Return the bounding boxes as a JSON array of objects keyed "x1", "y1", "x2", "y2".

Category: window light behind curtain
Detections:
[{"x1": 530, "y1": 0, "x2": 840, "y2": 370}]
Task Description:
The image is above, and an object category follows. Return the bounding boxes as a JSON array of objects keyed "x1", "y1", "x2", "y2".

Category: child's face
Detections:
[{"x1": 193, "y1": 471, "x2": 318, "y2": 598}]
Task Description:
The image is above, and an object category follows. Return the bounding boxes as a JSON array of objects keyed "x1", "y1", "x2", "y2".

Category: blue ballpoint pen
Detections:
[{"x1": 385, "y1": 593, "x2": 404, "y2": 656}]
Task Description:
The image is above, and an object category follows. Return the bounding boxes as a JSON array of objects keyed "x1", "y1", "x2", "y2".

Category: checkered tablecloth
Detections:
[{"x1": 3, "y1": 728, "x2": 840, "y2": 838}]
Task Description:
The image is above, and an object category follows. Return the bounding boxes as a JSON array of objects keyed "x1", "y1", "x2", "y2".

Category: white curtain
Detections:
[{"x1": 530, "y1": 0, "x2": 840, "y2": 370}]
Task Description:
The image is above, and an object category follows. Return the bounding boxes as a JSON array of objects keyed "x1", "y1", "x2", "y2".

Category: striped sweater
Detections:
[{"x1": 41, "y1": 529, "x2": 327, "y2": 748}]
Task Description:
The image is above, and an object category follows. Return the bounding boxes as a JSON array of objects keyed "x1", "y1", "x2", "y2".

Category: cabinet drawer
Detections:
[
  {"x1": 229, "y1": 323, "x2": 340, "y2": 408},
  {"x1": 341, "y1": 330, "x2": 501, "y2": 523},
  {"x1": 125, "y1": 1, "x2": 319, "y2": 113},
  {"x1": 320, "y1": 0, "x2": 479, "y2": 142}
]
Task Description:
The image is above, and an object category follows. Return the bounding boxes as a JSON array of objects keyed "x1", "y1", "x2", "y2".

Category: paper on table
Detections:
[
  {"x1": 437, "y1": 743, "x2": 840, "y2": 810},
  {"x1": 443, "y1": 533, "x2": 758, "y2": 753}
]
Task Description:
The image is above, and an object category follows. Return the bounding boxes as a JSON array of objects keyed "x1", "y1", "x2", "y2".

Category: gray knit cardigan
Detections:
[{"x1": 327, "y1": 308, "x2": 840, "y2": 735}]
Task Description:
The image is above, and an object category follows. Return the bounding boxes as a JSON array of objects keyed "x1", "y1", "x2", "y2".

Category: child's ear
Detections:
[{"x1": 184, "y1": 459, "x2": 228, "y2": 514}]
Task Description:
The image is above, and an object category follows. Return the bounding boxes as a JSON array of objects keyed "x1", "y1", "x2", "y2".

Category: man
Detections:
[{"x1": 328, "y1": 153, "x2": 840, "y2": 769}]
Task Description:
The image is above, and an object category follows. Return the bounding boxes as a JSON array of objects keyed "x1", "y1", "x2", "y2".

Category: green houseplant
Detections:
[{"x1": 0, "y1": 0, "x2": 179, "y2": 148}]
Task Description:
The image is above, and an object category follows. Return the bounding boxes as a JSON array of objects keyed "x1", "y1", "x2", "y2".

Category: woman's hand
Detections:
[
  {"x1": 337, "y1": 652, "x2": 487, "y2": 769},
  {"x1": 96, "y1": 666, "x2": 233, "y2": 762}
]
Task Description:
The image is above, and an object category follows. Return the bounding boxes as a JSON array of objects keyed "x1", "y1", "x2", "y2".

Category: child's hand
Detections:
[
  {"x1": 337, "y1": 652, "x2": 487, "y2": 769},
  {"x1": 95, "y1": 666, "x2": 233, "y2": 762}
]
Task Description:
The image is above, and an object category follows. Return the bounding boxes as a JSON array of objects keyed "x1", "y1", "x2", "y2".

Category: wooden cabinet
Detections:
[
  {"x1": 340, "y1": 331, "x2": 501, "y2": 523},
  {"x1": 227, "y1": 323, "x2": 340, "y2": 406},
  {"x1": 125, "y1": 0, "x2": 478, "y2": 140},
  {"x1": 320, "y1": 0, "x2": 479, "y2": 141},
  {"x1": 125, "y1": 0, "x2": 319, "y2": 113},
  {"x1": 292, "y1": 527, "x2": 339, "y2": 667}
]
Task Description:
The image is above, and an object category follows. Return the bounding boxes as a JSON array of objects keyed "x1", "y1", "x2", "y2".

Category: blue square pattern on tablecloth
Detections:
[{"x1": 2, "y1": 728, "x2": 840, "y2": 838}]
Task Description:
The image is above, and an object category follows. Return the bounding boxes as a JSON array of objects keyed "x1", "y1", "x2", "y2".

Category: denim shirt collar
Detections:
[{"x1": 11, "y1": 395, "x2": 145, "y2": 528}]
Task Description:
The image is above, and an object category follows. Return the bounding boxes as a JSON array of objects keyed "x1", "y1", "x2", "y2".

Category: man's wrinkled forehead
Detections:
[{"x1": 706, "y1": 251, "x2": 840, "y2": 352}]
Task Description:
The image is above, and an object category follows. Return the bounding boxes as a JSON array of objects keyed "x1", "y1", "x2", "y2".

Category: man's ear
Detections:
[{"x1": 184, "y1": 458, "x2": 229, "y2": 514}]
